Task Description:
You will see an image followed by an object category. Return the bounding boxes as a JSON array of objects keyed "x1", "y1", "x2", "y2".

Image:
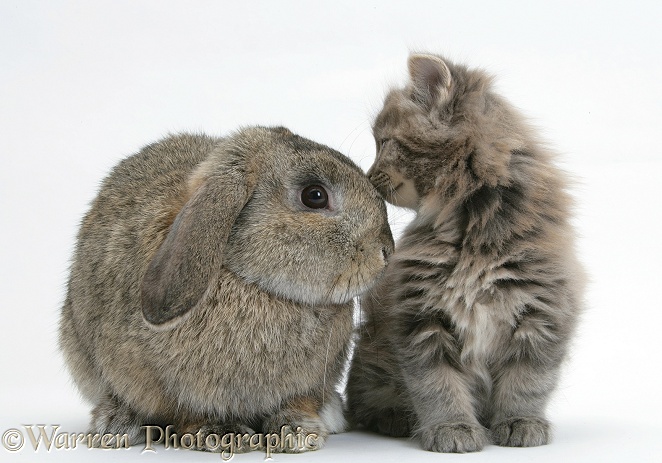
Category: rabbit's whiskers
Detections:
[{"x1": 324, "y1": 273, "x2": 343, "y2": 305}]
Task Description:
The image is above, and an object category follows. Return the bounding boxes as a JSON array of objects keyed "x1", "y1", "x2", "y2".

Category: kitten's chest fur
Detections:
[
  {"x1": 442, "y1": 253, "x2": 514, "y2": 363},
  {"x1": 389, "y1": 224, "x2": 518, "y2": 365}
]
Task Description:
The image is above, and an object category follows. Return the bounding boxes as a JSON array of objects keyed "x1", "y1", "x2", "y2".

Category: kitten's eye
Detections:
[{"x1": 301, "y1": 185, "x2": 329, "y2": 209}]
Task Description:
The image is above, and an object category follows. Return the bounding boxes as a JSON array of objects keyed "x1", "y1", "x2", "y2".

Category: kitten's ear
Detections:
[{"x1": 408, "y1": 54, "x2": 452, "y2": 106}]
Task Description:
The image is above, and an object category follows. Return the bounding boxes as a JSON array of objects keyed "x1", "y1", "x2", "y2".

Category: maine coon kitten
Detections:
[{"x1": 346, "y1": 53, "x2": 584, "y2": 453}]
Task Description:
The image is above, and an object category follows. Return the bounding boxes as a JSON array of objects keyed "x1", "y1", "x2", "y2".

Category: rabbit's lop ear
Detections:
[{"x1": 141, "y1": 156, "x2": 253, "y2": 329}]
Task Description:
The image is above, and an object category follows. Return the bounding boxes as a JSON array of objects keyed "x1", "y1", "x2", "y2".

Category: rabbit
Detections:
[{"x1": 59, "y1": 126, "x2": 394, "y2": 453}]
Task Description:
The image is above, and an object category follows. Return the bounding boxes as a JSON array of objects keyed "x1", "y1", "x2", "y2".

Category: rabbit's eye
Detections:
[{"x1": 301, "y1": 185, "x2": 329, "y2": 209}]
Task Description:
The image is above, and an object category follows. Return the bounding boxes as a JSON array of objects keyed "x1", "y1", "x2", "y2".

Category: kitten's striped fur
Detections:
[{"x1": 347, "y1": 53, "x2": 584, "y2": 453}]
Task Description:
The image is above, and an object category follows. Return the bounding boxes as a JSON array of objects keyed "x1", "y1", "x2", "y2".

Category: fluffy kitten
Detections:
[{"x1": 347, "y1": 53, "x2": 584, "y2": 453}]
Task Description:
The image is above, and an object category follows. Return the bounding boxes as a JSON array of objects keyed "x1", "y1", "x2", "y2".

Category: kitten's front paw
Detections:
[
  {"x1": 418, "y1": 422, "x2": 488, "y2": 453},
  {"x1": 491, "y1": 417, "x2": 550, "y2": 447}
]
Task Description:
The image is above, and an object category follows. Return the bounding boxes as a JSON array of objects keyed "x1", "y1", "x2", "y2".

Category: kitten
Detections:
[{"x1": 347, "y1": 53, "x2": 584, "y2": 453}]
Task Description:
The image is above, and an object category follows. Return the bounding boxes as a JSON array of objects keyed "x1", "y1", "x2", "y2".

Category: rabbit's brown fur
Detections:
[{"x1": 60, "y1": 127, "x2": 394, "y2": 451}]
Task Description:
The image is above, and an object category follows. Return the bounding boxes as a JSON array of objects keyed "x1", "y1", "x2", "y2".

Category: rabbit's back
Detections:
[
  {"x1": 82, "y1": 133, "x2": 219, "y2": 236},
  {"x1": 61, "y1": 134, "x2": 221, "y2": 401}
]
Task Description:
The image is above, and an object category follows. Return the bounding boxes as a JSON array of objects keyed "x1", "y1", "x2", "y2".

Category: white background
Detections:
[{"x1": 1, "y1": 1, "x2": 661, "y2": 462}]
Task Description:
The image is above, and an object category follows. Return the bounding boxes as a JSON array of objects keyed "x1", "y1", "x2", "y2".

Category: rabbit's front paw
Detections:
[
  {"x1": 261, "y1": 422, "x2": 326, "y2": 453},
  {"x1": 189, "y1": 422, "x2": 257, "y2": 453},
  {"x1": 491, "y1": 417, "x2": 550, "y2": 447},
  {"x1": 89, "y1": 394, "x2": 146, "y2": 445},
  {"x1": 262, "y1": 399, "x2": 328, "y2": 453}
]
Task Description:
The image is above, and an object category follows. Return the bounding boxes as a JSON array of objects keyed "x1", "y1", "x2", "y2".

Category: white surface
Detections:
[{"x1": 1, "y1": 1, "x2": 661, "y2": 462}]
